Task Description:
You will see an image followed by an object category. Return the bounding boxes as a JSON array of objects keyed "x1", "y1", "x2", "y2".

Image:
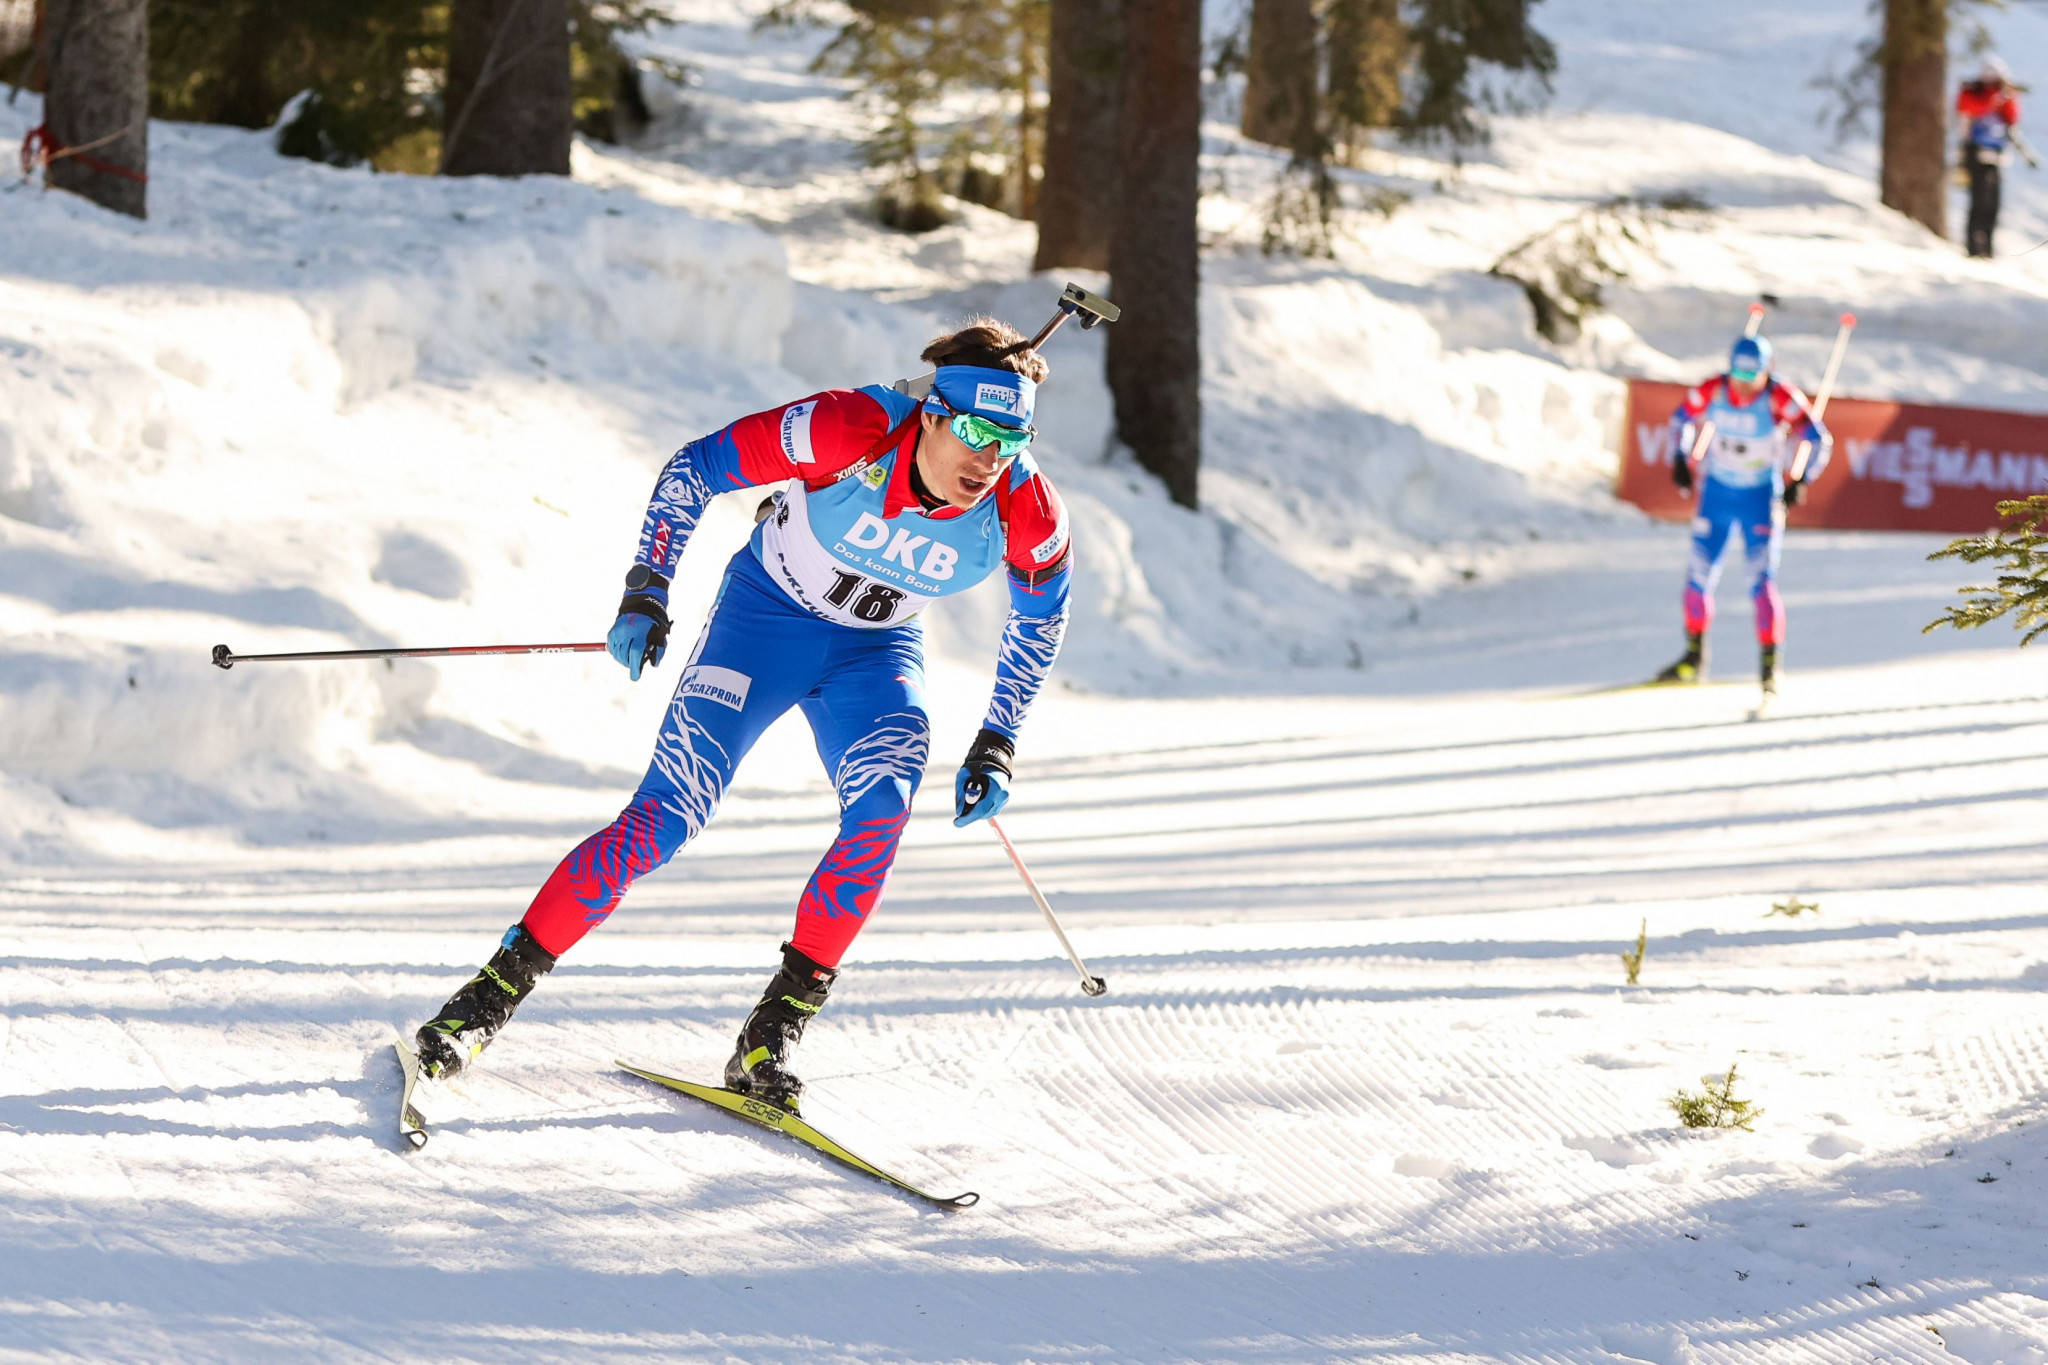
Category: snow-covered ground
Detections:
[{"x1": 4, "y1": 0, "x2": 2048, "y2": 1360}]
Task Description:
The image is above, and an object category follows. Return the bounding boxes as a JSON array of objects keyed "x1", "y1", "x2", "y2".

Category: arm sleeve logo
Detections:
[{"x1": 779, "y1": 401, "x2": 819, "y2": 464}]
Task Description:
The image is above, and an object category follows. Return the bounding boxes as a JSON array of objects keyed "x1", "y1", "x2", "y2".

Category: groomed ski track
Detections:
[{"x1": 4, "y1": 644, "x2": 2046, "y2": 1363}]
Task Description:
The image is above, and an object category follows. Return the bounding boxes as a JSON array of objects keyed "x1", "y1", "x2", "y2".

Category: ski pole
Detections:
[
  {"x1": 1742, "y1": 301, "x2": 1768, "y2": 338},
  {"x1": 211, "y1": 641, "x2": 605, "y2": 669},
  {"x1": 987, "y1": 817, "x2": 1107, "y2": 997},
  {"x1": 1789, "y1": 312, "x2": 1856, "y2": 484}
]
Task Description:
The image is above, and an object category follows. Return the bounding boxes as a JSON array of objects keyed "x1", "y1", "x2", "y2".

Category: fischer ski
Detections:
[
  {"x1": 1556, "y1": 678, "x2": 1747, "y2": 699},
  {"x1": 617, "y1": 1061, "x2": 979, "y2": 1210},
  {"x1": 393, "y1": 1033, "x2": 430, "y2": 1151}
]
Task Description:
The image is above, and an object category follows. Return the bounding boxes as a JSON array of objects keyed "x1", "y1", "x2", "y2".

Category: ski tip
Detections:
[
  {"x1": 944, "y1": 1191, "x2": 981, "y2": 1209},
  {"x1": 402, "y1": 1127, "x2": 428, "y2": 1151}
]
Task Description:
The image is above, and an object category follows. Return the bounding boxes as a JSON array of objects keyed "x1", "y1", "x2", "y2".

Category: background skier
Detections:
[
  {"x1": 1657, "y1": 333, "x2": 1832, "y2": 695},
  {"x1": 1956, "y1": 56, "x2": 2034, "y2": 259},
  {"x1": 410, "y1": 316, "x2": 1073, "y2": 1110}
]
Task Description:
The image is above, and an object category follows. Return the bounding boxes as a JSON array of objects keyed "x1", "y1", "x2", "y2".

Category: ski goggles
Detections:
[
  {"x1": 946, "y1": 408, "x2": 1035, "y2": 458},
  {"x1": 1729, "y1": 365, "x2": 1764, "y2": 383}
]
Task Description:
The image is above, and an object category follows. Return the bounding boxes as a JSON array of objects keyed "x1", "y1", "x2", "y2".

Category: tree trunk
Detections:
[
  {"x1": 1240, "y1": 0, "x2": 1316, "y2": 152},
  {"x1": 1013, "y1": 9, "x2": 1041, "y2": 220},
  {"x1": 1034, "y1": 0, "x2": 1122, "y2": 271},
  {"x1": 1325, "y1": 0, "x2": 1401, "y2": 155},
  {"x1": 442, "y1": 0, "x2": 571, "y2": 177},
  {"x1": 1879, "y1": 0, "x2": 1946, "y2": 238},
  {"x1": 39, "y1": 0, "x2": 146, "y2": 218},
  {"x1": 1107, "y1": 0, "x2": 1201, "y2": 510}
]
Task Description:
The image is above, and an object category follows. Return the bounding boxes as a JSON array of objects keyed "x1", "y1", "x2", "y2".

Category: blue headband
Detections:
[{"x1": 923, "y1": 365, "x2": 1037, "y2": 430}]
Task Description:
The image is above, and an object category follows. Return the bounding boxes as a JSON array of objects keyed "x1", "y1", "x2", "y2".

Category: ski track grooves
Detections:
[{"x1": 4, "y1": 685, "x2": 2047, "y2": 1361}]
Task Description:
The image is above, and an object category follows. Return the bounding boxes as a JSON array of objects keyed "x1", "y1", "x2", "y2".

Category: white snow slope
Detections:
[{"x1": 4, "y1": 0, "x2": 2048, "y2": 1361}]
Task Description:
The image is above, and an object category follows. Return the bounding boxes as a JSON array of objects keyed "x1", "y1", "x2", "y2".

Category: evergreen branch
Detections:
[{"x1": 1924, "y1": 495, "x2": 2048, "y2": 645}]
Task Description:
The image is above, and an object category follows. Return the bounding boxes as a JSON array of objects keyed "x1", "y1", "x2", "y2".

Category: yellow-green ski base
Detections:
[
  {"x1": 617, "y1": 1061, "x2": 978, "y2": 1210},
  {"x1": 393, "y1": 1034, "x2": 429, "y2": 1151},
  {"x1": 1554, "y1": 678, "x2": 1748, "y2": 699}
]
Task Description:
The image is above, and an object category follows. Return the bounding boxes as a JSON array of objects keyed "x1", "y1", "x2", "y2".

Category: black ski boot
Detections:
[
  {"x1": 1760, "y1": 644, "x2": 1779, "y2": 697},
  {"x1": 414, "y1": 924, "x2": 557, "y2": 1080},
  {"x1": 724, "y1": 942, "x2": 837, "y2": 1111},
  {"x1": 1654, "y1": 631, "x2": 1707, "y2": 684}
]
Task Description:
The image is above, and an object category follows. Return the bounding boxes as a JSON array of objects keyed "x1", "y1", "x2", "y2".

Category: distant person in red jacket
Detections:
[{"x1": 1956, "y1": 56, "x2": 2037, "y2": 259}]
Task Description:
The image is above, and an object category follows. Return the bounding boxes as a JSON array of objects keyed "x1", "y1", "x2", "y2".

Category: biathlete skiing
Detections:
[
  {"x1": 409, "y1": 314, "x2": 1073, "y2": 1111},
  {"x1": 1655, "y1": 331, "x2": 1833, "y2": 697}
]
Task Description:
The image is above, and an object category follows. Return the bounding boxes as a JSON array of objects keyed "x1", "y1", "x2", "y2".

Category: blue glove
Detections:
[
  {"x1": 607, "y1": 565, "x2": 671, "y2": 681},
  {"x1": 608, "y1": 612, "x2": 666, "y2": 681},
  {"x1": 953, "y1": 727, "x2": 1014, "y2": 827}
]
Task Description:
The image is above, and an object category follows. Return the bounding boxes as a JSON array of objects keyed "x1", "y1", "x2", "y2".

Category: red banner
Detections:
[{"x1": 1615, "y1": 379, "x2": 2048, "y2": 532}]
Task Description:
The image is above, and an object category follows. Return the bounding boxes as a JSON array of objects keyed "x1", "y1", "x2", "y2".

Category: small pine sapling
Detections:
[
  {"x1": 1925, "y1": 495, "x2": 2048, "y2": 645},
  {"x1": 1670, "y1": 1064, "x2": 1763, "y2": 1131},
  {"x1": 1767, "y1": 896, "x2": 1821, "y2": 918},
  {"x1": 1620, "y1": 918, "x2": 1647, "y2": 985}
]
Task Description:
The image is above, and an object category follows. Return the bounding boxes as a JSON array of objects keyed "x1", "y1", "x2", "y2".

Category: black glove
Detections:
[
  {"x1": 1783, "y1": 479, "x2": 1805, "y2": 508},
  {"x1": 953, "y1": 727, "x2": 1015, "y2": 827},
  {"x1": 1672, "y1": 457, "x2": 1694, "y2": 494},
  {"x1": 607, "y1": 565, "x2": 671, "y2": 681}
]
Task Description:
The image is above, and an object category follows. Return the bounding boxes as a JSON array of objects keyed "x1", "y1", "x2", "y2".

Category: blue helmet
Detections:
[{"x1": 1728, "y1": 335, "x2": 1773, "y2": 383}]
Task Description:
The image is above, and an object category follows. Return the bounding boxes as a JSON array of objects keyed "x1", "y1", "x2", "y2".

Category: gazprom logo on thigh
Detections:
[{"x1": 682, "y1": 665, "x2": 752, "y2": 712}]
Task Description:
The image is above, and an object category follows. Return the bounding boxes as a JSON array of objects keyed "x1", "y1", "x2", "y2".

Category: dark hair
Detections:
[{"x1": 921, "y1": 316, "x2": 1049, "y2": 384}]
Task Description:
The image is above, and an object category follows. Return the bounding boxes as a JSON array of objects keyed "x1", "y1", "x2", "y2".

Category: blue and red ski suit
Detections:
[
  {"x1": 519, "y1": 383, "x2": 1072, "y2": 968},
  {"x1": 1668, "y1": 375, "x2": 1831, "y2": 646}
]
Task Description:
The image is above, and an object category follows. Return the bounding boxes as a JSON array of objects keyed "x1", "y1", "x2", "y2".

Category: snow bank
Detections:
[
  {"x1": 0, "y1": 102, "x2": 792, "y2": 823},
  {"x1": 8, "y1": 0, "x2": 2048, "y2": 838}
]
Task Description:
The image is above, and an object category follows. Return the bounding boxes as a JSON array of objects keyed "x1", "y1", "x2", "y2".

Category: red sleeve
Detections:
[
  {"x1": 1768, "y1": 379, "x2": 1813, "y2": 426},
  {"x1": 999, "y1": 466, "x2": 1072, "y2": 585},
  {"x1": 722, "y1": 389, "x2": 898, "y2": 488},
  {"x1": 1676, "y1": 376, "x2": 1724, "y2": 422},
  {"x1": 2004, "y1": 95, "x2": 2021, "y2": 127}
]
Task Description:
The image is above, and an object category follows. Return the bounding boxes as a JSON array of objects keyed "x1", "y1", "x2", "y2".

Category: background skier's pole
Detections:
[
  {"x1": 212, "y1": 641, "x2": 606, "y2": 669},
  {"x1": 987, "y1": 818, "x2": 1107, "y2": 997},
  {"x1": 1789, "y1": 312, "x2": 1857, "y2": 484}
]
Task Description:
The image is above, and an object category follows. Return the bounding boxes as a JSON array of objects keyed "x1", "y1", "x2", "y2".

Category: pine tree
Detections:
[
  {"x1": 778, "y1": 0, "x2": 1049, "y2": 229},
  {"x1": 1242, "y1": 0, "x2": 1550, "y2": 256},
  {"x1": 1323, "y1": 0, "x2": 1401, "y2": 160},
  {"x1": 442, "y1": 0, "x2": 572, "y2": 176},
  {"x1": 148, "y1": 0, "x2": 652, "y2": 172},
  {"x1": 1925, "y1": 495, "x2": 2048, "y2": 644},
  {"x1": 37, "y1": 0, "x2": 147, "y2": 218},
  {"x1": 149, "y1": 0, "x2": 442, "y2": 168},
  {"x1": 1034, "y1": 0, "x2": 1122, "y2": 270},
  {"x1": 1879, "y1": 0, "x2": 1947, "y2": 237},
  {"x1": 1107, "y1": 0, "x2": 1201, "y2": 509},
  {"x1": 1398, "y1": 0, "x2": 1556, "y2": 145},
  {"x1": 1240, "y1": 0, "x2": 1316, "y2": 151}
]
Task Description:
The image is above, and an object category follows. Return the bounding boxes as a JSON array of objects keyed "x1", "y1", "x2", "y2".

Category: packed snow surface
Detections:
[{"x1": 4, "y1": 0, "x2": 2048, "y2": 1360}]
